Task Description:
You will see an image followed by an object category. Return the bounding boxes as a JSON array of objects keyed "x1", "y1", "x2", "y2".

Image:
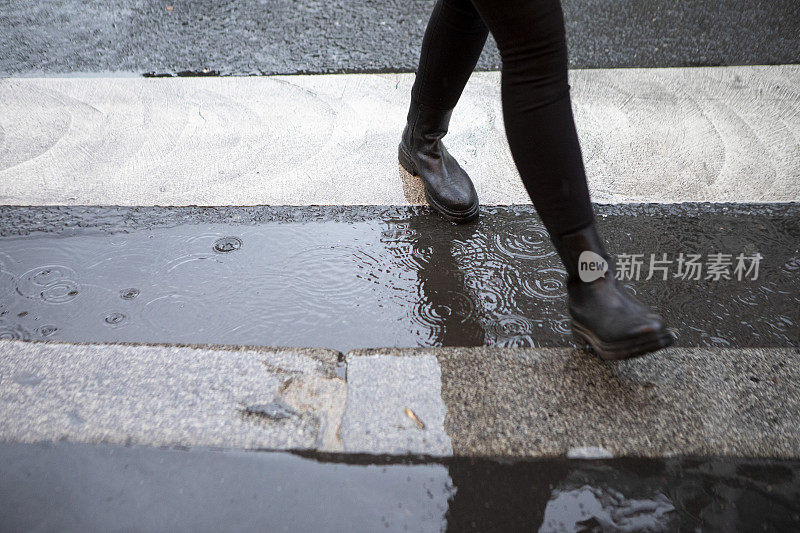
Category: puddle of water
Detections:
[
  {"x1": 0, "y1": 441, "x2": 798, "y2": 532},
  {"x1": 0, "y1": 204, "x2": 797, "y2": 351},
  {"x1": 443, "y1": 454, "x2": 800, "y2": 531}
]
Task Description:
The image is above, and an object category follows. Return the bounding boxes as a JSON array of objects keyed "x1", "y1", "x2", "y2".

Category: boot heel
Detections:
[
  {"x1": 573, "y1": 318, "x2": 673, "y2": 361},
  {"x1": 398, "y1": 144, "x2": 418, "y2": 175},
  {"x1": 571, "y1": 323, "x2": 589, "y2": 349}
]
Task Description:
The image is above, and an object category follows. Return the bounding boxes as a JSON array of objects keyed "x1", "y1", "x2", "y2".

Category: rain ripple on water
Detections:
[{"x1": 0, "y1": 205, "x2": 796, "y2": 351}]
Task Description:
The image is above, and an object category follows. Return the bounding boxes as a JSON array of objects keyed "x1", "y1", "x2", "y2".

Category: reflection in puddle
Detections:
[
  {"x1": 443, "y1": 455, "x2": 800, "y2": 532},
  {"x1": 2, "y1": 441, "x2": 798, "y2": 531},
  {"x1": 0, "y1": 438, "x2": 800, "y2": 532},
  {"x1": 0, "y1": 204, "x2": 797, "y2": 351},
  {"x1": 541, "y1": 485, "x2": 675, "y2": 532}
]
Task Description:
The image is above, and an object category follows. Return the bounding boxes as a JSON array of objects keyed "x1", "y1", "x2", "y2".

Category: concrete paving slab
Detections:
[
  {"x1": 0, "y1": 339, "x2": 346, "y2": 451},
  {"x1": 4, "y1": 339, "x2": 799, "y2": 459},
  {"x1": 349, "y1": 346, "x2": 800, "y2": 459},
  {"x1": 1, "y1": 66, "x2": 798, "y2": 206},
  {"x1": 340, "y1": 354, "x2": 452, "y2": 455}
]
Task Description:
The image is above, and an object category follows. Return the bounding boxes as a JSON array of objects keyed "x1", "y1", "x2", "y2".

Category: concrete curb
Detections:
[{"x1": 3, "y1": 339, "x2": 798, "y2": 459}]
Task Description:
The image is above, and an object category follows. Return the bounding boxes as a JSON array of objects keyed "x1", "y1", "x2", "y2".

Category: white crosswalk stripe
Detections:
[{"x1": 2, "y1": 65, "x2": 798, "y2": 206}]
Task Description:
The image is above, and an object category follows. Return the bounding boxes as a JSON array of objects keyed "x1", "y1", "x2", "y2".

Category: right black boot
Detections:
[
  {"x1": 399, "y1": 100, "x2": 480, "y2": 223},
  {"x1": 551, "y1": 221, "x2": 675, "y2": 360}
]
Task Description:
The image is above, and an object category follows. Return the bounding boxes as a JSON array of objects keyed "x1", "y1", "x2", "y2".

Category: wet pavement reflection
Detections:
[
  {"x1": 1, "y1": 441, "x2": 798, "y2": 532},
  {"x1": 445, "y1": 454, "x2": 800, "y2": 531},
  {"x1": 0, "y1": 204, "x2": 797, "y2": 351}
]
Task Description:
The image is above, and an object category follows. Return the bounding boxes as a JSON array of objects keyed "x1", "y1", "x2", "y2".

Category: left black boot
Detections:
[
  {"x1": 551, "y1": 222, "x2": 675, "y2": 360},
  {"x1": 399, "y1": 99, "x2": 480, "y2": 223}
]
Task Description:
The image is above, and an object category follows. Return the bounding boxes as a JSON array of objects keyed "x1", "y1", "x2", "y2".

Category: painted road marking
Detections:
[{"x1": 1, "y1": 66, "x2": 798, "y2": 206}]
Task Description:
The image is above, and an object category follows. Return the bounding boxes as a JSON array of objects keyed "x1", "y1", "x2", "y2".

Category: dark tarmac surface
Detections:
[
  {"x1": 0, "y1": 441, "x2": 798, "y2": 532},
  {"x1": 1, "y1": 0, "x2": 798, "y2": 76},
  {"x1": 0, "y1": 204, "x2": 797, "y2": 352}
]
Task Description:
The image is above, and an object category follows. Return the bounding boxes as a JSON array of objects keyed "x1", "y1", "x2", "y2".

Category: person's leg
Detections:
[
  {"x1": 410, "y1": 0, "x2": 489, "y2": 110},
  {"x1": 468, "y1": 0, "x2": 673, "y2": 359},
  {"x1": 467, "y1": 0, "x2": 591, "y2": 237},
  {"x1": 400, "y1": 0, "x2": 489, "y2": 223}
]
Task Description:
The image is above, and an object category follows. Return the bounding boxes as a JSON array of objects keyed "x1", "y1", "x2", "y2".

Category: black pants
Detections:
[{"x1": 411, "y1": 0, "x2": 594, "y2": 237}]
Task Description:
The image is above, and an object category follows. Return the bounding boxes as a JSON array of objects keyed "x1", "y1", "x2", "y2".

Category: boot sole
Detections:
[
  {"x1": 398, "y1": 143, "x2": 479, "y2": 224},
  {"x1": 571, "y1": 319, "x2": 675, "y2": 361}
]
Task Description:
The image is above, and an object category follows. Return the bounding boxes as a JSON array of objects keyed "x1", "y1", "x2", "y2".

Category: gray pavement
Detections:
[
  {"x1": 2, "y1": 66, "x2": 799, "y2": 206},
  {"x1": 1, "y1": 0, "x2": 798, "y2": 75},
  {"x1": 430, "y1": 346, "x2": 800, "y2": 458},
  {"x1": 0, "y1": 340, "x2": 346, "y2": 451},
  {"x1": 341, "y1": 354, "x2": 452, "y2": 455},
  {"x1": 3, "y1": 339, "x2": 799, "y2": 458},
  {"x1": 347, "y1": 346, "x2": 800, "y2": 458}
]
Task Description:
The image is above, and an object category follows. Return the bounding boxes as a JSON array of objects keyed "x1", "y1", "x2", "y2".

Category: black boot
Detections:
[
  {"x1": 551, "y1": 222, "x2": 675, "y2": 360},
  {"x1": 399, "y1": 100, "x2": 479, "y2": 223}
]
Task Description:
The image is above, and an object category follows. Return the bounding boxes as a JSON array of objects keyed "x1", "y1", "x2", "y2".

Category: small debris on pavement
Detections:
[
  {"x1": 244, "y1": 400, "x2": 298, "y2": 421},
  {"x1": 405, "y1": 407, "x2": 425, "y2": 430}
]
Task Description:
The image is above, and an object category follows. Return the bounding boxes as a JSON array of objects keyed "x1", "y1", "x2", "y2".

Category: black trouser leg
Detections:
[
  {"x1": 401, "y1": 0, "x2": 488, "y2": 222},
  {"x1": 468, "y1": 0, "x2": 671, "y2": 359},
  {"x1": 410, "y1": 0, "x2": 489, "y2": 111},
  {"x1": 414, "y1": 0, "x2": 594, "y2": 237},
  {"x1": 468, "y1": 0, "x2": 593, "y2": 237}
]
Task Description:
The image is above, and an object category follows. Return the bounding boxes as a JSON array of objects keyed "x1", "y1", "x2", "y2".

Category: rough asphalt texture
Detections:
[
  {"x1": 2, "y1": 203, "x2": 798, "y2": 238},
  {"x1": 1, "y1": 0, "x2": 799, "y2": 76},
  {"x1": 353, "y1": 346, "x2": 800, "y2": 458}
]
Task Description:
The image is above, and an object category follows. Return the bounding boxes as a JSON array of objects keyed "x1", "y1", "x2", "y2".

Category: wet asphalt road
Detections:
[
  {"x1": 1, "y1": 441, "x2": 799, "y2": 532},
  {"x1": 1, "y1": 204, "x2": 797, "y2": 351},
  {"x1": 1, "y1": 0, "x2": 799, "y2": 75}
]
